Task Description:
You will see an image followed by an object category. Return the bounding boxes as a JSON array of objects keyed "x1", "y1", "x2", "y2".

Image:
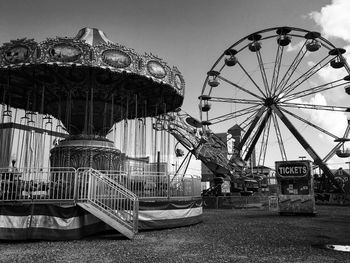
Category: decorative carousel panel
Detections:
[
  {"x1": 174, "y1": 74, "x2": 182, "y2": 90},
  {"x1": 101, "y1": 49, "x2": 132, "y2": 68},
  {"x1": 172, "y1": 66, "x2": 185, "y2": 95},
  {"x1": 4, "y1": 45, "x2": 30, "y2": 64},
  {"x1": 48, "y1": 43, "x2": 83, "y2": 63},
  {"x1": 0, "y1": 39, "x2": 39, "y2": 66},
  {"x1": 39, "y1": 38, "x2": 91, "y2": 65},
  {"x1": 146, "y1": 60, "x2": 167, "y2": 79},
  {"x1": 92, "y1": 43, "x2": 141, "y2": 73}
]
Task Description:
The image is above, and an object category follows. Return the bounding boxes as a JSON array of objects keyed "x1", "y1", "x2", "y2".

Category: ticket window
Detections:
[{"x1": 280, "y1": 179, "x2": 310, "y2": 195}]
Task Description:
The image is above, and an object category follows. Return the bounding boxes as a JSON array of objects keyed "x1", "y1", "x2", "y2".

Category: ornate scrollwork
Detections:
[
  {"x1": 39, "y1": 37, "x2": 91, "y2": 65},
  {"x1": 0, "y1": 28, "x2": 185, "y2": 97},
  {"x1": 0, "y1": 38, "x2": 39, "y2": 66},
  {"x1": 0, "y1": 28, "x2": 185, "y2": 131}
]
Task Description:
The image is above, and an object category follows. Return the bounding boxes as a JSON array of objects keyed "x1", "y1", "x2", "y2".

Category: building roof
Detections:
[{"x1": 227, "y1": 124, "x2": 244, "y2": 133}]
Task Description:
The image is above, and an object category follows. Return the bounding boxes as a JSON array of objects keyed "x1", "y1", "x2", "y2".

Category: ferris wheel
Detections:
[{"x1": 199, "y1": 26, "x2": 350, "y2": 180}]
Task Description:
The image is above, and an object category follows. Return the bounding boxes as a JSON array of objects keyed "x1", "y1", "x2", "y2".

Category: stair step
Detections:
[{"x1": 78, "y1": 202, "x2": 136, "y2": 239}]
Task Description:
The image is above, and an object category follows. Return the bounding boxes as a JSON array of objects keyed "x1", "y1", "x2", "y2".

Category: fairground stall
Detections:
[
  {"x1": 0, "y1": 28, "x2": 202, "y2": 240},
  {"x1": 275, "y1": 160, "x2": 316, "y2": 215}
]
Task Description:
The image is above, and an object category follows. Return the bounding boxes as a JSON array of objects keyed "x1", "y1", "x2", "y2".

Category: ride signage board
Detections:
[
  {"x1": 275, "y1": 160, "x2": 316, "y2": 215},
  {"x1": 275, "y1": 160, "x2": 311, "y2": 178}
]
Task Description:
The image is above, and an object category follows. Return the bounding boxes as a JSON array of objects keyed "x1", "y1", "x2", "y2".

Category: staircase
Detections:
[{"x1": 77, "y1": 168, "x2": 139, "y2": 239}]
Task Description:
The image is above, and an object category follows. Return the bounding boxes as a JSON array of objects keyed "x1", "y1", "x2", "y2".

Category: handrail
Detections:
[
  {"x1": 89, "y1": 169, "x2": 138, "y2": 200},
  {"x1": 79, "y1": 168, "x2": 139, "y2": 234}
]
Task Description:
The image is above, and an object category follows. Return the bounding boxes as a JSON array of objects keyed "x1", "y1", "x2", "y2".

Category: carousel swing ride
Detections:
[{"x1": 0, "y1": 27, "x2": 208, "y2": 240}]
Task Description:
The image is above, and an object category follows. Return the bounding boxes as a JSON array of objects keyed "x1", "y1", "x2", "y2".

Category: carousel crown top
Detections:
[{"x1": 0, "y1": 27, "x2": 185, "y2": 136}]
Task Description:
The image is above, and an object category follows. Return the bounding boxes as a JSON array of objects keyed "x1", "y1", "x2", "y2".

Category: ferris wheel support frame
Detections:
[
  {"x1": 244, "y1": 109, "x2": 272, "y2": 162},
  {"x1": 237, "y1": 106, "x2": 266, "y2": 152}
]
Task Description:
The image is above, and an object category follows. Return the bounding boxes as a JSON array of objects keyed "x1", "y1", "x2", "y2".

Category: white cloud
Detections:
[
  {"x1": 316, "y1": 44, "x2": 350, "y2": 82},
  {"x1": 309, "y1": 0, "x2": 350, "y2": 42},
  {"x1": 291, "y1": 93, "x2": 348, "y2": 139},
  {"x1": 287, "y1": 40, "x2": 305, "y2": 52},
  {"x1": 309, "y1": 1, "x2": 350, "y2": 103},
  {"x1": 307, "y1": 61, "x2": 316, "y2": 67}
]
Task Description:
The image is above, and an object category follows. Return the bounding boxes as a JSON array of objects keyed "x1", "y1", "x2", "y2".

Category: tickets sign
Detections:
[{"x1": 275, "y1": 161, "x2": 310, "y2": 177}]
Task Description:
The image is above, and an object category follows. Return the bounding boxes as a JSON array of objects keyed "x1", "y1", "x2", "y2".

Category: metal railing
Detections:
[
  {"x1": 0, "y1": 167, "x2": 202, "y2": 203},
  {"x1": 0, "y1": 167, "x2": 76, "y2": 203},
  {"x1": 78, "y1": 168, "x2": 139, "y2": 234},
  {"x1": 101, "y1": 170, "x2": 201, "y2": 199}
]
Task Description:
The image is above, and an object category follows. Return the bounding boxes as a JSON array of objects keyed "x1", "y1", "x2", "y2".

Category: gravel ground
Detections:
[{"x1": 0, "y1": 205, "x2": 350, "y2": 263}]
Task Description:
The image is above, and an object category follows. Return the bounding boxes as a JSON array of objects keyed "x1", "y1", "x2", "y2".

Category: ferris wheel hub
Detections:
[{"x1": 264, "y1": 97, "x2": 276, "y2": 107}]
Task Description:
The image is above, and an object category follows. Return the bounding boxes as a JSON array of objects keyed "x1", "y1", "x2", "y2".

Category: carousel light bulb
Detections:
[{"x1": 153, "y1": 119, "x2": 163, "y2": 131}]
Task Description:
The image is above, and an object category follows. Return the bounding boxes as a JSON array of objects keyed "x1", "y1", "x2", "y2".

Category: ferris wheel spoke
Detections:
[
  {"x1": 281, "y1": 107, "x2": 339, "y2": 139},
  {"x1": 239, "y1": 109, "x2": 261, "y2": 131},
  {"x1": 237, "y1": 106, "x2": 267, "y2": 152},
  {"x1": 270, "y1": 45, "x2": 285, "y2": 96},
  {"x1": 255, "y1": 50, "x2": 270, "y2": 96},
  {"x1": 274, "y1": 40, "x2": 307, "y2": 97},
  {"x1": 241, "y1": 110, "x2": 268, "y2": 158},
  {"x1": 242, "y1": 117, "x2": 263, "y2": 159},
  {"x1": 257, "y1": 114, "x2": 272, "y2": 166},
  {"x1": 282, "y1": 79, "x2": 347, "y2": 102},
  {"x1": 237, "y1": 61, "x2": 266, "y2": 97},
  {"x1": 243, "y1": 109, "x2": 272, "y2": 161},
  {"x1": 281, "y1": 55, "x2": 334, "y2": 97},
  {"x1": 323, "y1": 120, "x2": 350, "y2": 163},
  {"x1": 217, "y1": 75, "x2": 264, "y2": 100},
  {"x1": 208, "y1": 105, "x2": 260, "y2": 124},
  {"x1": 209, "y1": 96, "x2": 261, "y2": 105},
  {"x1": 280, "y1": 101, "x2": 350, "y2": 112},
  {"x1": 271, "y1": 112, "x2": 287, "y2": 161}
]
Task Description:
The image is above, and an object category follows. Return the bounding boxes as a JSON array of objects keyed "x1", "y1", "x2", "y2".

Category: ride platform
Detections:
[{"x1": 0, "y1": 168, "x2": 202, "y2": 240}]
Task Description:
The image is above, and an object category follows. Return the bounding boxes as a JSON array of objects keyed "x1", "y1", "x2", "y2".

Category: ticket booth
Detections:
[{"x1": 275, "y1": 160, "x2": 316, "y2": 215}]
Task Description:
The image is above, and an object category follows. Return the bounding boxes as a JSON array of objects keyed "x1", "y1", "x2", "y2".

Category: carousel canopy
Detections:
[{"x1": 0, "y1": 27, "x2": 185, "y2": 136}]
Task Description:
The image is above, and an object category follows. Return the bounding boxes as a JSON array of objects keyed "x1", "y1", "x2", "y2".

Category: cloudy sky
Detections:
[{"x1": 1, "y1": 0, "x2": 350, "y2": 172}]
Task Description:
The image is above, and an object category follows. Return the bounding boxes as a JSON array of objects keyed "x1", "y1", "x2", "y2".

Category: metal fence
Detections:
[
  {"x1": 101, "y1": 170, "x2": 201, "y2": 199},
  {"x1": 0, "y1": 167, "x2": 201, "y2": 203},
  {"x1": 0, "y1": 167, "x2": 76, "y2": 203}
]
